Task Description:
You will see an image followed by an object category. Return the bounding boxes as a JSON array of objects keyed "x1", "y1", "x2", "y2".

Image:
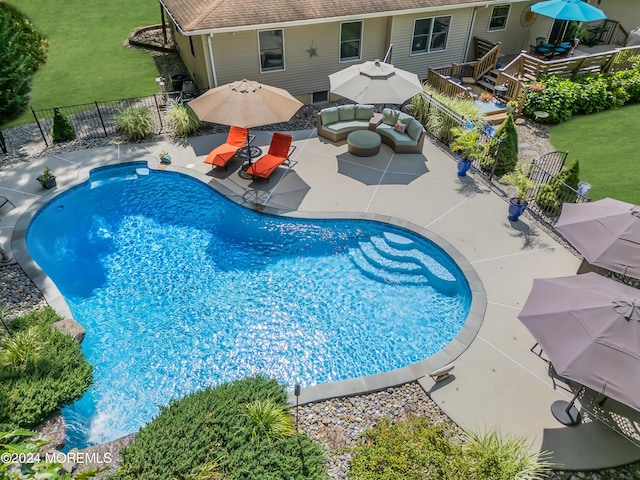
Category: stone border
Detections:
[{"x1": 12, "y1": 160, "x2": 487, "y2": 407}]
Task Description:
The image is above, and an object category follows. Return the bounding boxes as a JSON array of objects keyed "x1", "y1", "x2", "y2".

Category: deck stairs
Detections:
[
  {"x1": 348, "y1": 232, "x2": 458, "y2": 296},
  {"x1": 477, "y1": 69, "x2": 500, "y2": 92}
]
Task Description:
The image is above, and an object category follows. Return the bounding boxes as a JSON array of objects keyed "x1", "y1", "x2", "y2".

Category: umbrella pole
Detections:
[{"x1": 551, "y1": 386, "x2": 584, "y2": 426}]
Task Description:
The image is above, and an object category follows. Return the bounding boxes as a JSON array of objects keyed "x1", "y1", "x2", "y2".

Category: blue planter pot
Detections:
[
  {"x1": 508, "y1": 198, "x2": 528, "y2": 221},
  {"x1": 457, "y1": 157, "x2": 472, "y2": 176}
]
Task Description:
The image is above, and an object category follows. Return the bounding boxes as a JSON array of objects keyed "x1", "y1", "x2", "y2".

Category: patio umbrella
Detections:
[
  {"x1": 555, "y1": 198, "x2": 640, "y2": 279},
  {"x1": 329, "y1": 59, "x2": 423, "y2": 105},
  {"x1": 188, "y1": 79, "x2": 302, "y2": 168},
  {"x1": 518, "y1": 272, "x2": 640, "y2": 424},
  {"x1": 531, "y1": 0, "x2": 607, "y2": 22}
]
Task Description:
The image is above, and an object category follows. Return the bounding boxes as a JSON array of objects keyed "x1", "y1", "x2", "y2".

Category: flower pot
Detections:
[
  {"x1": 508, "y1": 197, "x2": 528, "y2": 221},
  {"x1": 457, "y1": 156, "x2": 472, "y2": 176},
  {"x1": 39, "y1": 176, "x2": 57, "y2": 189}
]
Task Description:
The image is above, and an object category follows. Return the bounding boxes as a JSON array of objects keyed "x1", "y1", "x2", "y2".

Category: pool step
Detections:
[
  {"x1": 349, "y1": 249, "x2": 430, "y2": 286},
  {"x1": 370, "y1": 236, "x2": 458, "y2": 296},
  {"x1": 358, "y1": 242, "x2": 423, "y2": 274}
]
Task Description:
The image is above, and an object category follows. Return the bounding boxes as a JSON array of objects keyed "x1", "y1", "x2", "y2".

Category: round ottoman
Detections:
[{"x1": 347, "y1": 130, "x2": 381, "y2": 157}]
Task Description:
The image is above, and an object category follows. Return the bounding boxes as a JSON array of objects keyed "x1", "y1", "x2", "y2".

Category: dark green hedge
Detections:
[
  {"x1": 0, "y1": 307, "x2": 93, "y2": 429},
  {"x1": 110, "y1": 376, "x2": 328, "y2": 480},
  {"x1": 523, "y1": 64, "x2": 640, "y2": 124}
]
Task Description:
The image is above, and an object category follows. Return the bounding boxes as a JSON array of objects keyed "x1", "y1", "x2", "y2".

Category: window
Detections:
[
  {"x1": 489, "y1": 5, "x2": 510, "y2": 31},
  {"x1": 411, "y1": 16, "x2": 451, "y2": 54},
  {"x1": 312, "y1": 91, "x2": 329, "y2": 104},
  {"x1": 258, "y1": 29, "x2": 284, "y2": 72},
  {"x1": 340, "y1": 21, "x2": 362, "y2": 61}
]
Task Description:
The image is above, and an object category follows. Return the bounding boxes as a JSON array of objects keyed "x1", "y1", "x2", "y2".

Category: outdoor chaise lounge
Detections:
[
  {"x1": 203, "y1": 126, "x2": 254, "y2": 170},
  {"x1": 245, "y1": 132, "x2": 296, "y2": 182}
]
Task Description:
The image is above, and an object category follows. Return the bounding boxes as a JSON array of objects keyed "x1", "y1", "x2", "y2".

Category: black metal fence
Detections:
[{"x1": 30, "y1": 92, "x2": 185, "y2": 146}]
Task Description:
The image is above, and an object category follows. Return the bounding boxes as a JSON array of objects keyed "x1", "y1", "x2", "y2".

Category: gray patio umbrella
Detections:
[
  {"x1": 518, "y1": 272, "x2": 640, "y2": 425},
  {"x1": 555, "y1": 198, "x2": 640, "y2": 279},
  {"x1": 329, "y1": 59, "x2": 423, "y2": 105}
]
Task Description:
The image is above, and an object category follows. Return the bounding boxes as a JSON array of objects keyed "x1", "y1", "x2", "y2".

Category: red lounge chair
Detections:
[
  {"x1": 203, "y1": 126, "x2": 254, "y2": 170},
  {"x1": 245, "y1": 133, "x2": 296, "y2": 181}
]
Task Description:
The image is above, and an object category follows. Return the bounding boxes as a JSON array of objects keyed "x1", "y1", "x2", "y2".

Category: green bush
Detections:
[
  {"x1": 481, "y1": 114, "x2": 519, "y2": 176},
  {"x1": 0, "y1": 308, "x2": 93, "y2": 430},
  {"x1": 523, "y1": 64, "x2": 640, "y2": 124},
  {"x1": 51, "y1": 107, "x2": 76, "y2": 143},
  {"x1": 349, "y1": 418, "x2": 552, "y2": 480},
  {"x1": 535, "y1": 159, "x2": 580, "y2": 219},
  {"x1": 408, "y1": 84, "x2": 485, "y2": 142},
  {"x1": 111, "y1": 376, "x2": 328, "y2": 480},
  {"x1": 1, "y1": 429, "x2": 102, "y2": 478},
  {"x1": 167, "y1": 102, "x2": 201, "y2": 138},
  {"x1": 115, "y1": 105, "x2": 154, "y2": 141}
]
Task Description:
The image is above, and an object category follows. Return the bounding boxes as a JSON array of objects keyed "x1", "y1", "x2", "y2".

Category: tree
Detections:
[
  {"x1": 0, "y1": 2, "x2": 48, "y2": 124},
  {"x1": 488, "y1": 114, "x2": 519, "y2": 176},
  {"x1": 51, "y1": 107, "x2": 76, "y2": 143}
]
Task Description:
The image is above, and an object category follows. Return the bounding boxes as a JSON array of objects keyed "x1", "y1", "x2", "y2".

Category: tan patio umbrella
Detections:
[
  {"x1": 329, "y1": 59, "x2": 423, "y2": 105},
  {"x1": 188, "y1": 78, "x2": 303, "y2": 127},
  {"x1": 188, "y1": 79, "x2": 303, "y2": 170},
  {"x1": 555, "y1": 198, "x2": 640, "y2": 279},
  {"x1": 518, "y1": 272, "x2": 640, "y2": 425}
]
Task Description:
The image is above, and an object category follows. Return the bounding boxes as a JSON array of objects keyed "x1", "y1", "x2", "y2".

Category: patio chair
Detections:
[
  {"x1": 203, "y1": 126, "x2": 254, "y2": 170},
  {"x1": 245, "y1": 132, "x2": 296, "y2": 182}
]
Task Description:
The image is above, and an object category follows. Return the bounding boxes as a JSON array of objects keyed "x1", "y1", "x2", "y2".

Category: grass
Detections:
[
  {"x1": 5, "y1": 0, "x2": 160, "y2": 127},
  {"x1": 549, "y1": 103, "x2": 640, "y2": 205}
]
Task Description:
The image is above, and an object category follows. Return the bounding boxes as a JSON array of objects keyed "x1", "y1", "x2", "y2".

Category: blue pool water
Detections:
[{"x1": 26, "y1": 162, "x2": 471, "y2": 449}]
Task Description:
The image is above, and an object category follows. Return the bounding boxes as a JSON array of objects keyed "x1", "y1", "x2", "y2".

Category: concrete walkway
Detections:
[{"x1": 1, "y1": 129, "x2": 639, "y2": 470}]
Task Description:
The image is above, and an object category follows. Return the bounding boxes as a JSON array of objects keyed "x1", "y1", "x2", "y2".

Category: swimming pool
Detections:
[{"x1": 26, "y1": 162, "x2": 472, "y2": 448}]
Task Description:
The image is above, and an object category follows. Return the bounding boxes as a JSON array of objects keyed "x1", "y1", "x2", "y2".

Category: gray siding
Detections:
[
  {"x1": 209, "y1": 18, "x2": 390, "y2": 99},
  {"x1": 389, "y1": 8, "x2": 474, "y2": 80},
  {"x1": 471, "y1": 3, "x2": 554, "y2": 58},
  {"x1": 600, "y1": 0, "x2": 640, "y2": 33}
]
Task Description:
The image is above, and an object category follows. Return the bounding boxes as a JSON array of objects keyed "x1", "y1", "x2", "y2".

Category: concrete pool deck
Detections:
[{"x1": 1, "y1": 129, "x2": 639, "y2": 470}]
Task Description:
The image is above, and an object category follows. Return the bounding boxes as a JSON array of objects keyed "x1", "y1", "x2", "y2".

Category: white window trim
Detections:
[
  {"x1": 488, "y1": 5, "x2": 510, "y2": 32},
  {"x1": 410, "y1": 15, "x2": 452, "y2": 56},
  {"x1": 257, "y1": 29, "x2": 285, "y2": 74},
  {"x1": 339, "y1": 21, "x2": 363, "y2": 63}
]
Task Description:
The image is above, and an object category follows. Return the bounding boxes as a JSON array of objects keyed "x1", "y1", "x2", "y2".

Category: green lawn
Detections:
[
  {"x1": 6, "y1": 0, "x2": 160, "y2": 127},
  {"x1": 549, "y1": 103, "x2": 640, "y2": 205}
]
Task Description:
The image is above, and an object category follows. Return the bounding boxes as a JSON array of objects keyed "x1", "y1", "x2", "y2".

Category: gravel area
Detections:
[{"x1": 1, "y1": 29, "x2": 638, "y2": 479}]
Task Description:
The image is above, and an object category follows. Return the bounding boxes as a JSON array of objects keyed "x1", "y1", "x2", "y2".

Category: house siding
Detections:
[
  {"x1": 173, "y1": 27, "x2": 209, "y2": 90},
  {"x1": 388, "y1": 8, "x2": 474, "y2": 80},
  {"x1": 471, "y1": 3, "x2": 554, "y2": 59},
  {"x1": 599, "y1": 0, "x2": 640, "y2": 33},
  {"x1": 208, "y1": 17, "x2": 390, "y2": 98}
]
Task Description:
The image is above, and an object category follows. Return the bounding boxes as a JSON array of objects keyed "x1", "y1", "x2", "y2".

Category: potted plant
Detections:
[
  {"x1": 506, "y1": 100, "x2": 518, "y2": 115},
  {"x1": 478, "y1": 91, "x2": 493, "y2": 103},
  {"x1": 499, "y1": 161, "x2": 536, "y2": 221},
  {"x1": 159, "y1": 151, "x2": 171, "y2": 164},
  {"x1": 450, "y1": 127, "x2": 483, "y2": 176},
  {"x1": 37, "y1": 165, "x2": 56, "y2": 189}
]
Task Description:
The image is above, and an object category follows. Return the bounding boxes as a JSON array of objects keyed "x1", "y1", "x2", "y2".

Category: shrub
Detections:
[
  {"x1": 482, "y1": 114, "x2": 519, "y2": 176},
  {"x1": 0, "y1": 308, "x2": 93, "y2": 430},
  {"x1": 167, "y1": 102, "x2": 201, "y2": 138},
  {"x1": 115, "y1": 105, "x2": 154, "y2": 141},
  {"x1": 349, "y1": 418, "x2": 552, "y2": 480},
  {"x1": 1, "y1": 429, "x2": 102, "y2": 478},
  {"x1": 535, "y1": 159, "x2": 580, "y2": 219},
  {"x1": 51, "y1": 107, "x2": 76, "y2": 143},
  {"x1": 408, "y1": 84, "x2": 484, "y2": 142},
  {"x1": 111, "y1": 376, "x2": 327, "y2": 480}
]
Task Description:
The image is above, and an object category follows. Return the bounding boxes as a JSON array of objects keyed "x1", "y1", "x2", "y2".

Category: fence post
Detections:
[
  {"x1": 94, "y1": 101, "x2": 109, "y2": 137},
  {"x1": 153, "y1": 94, "x2": 163, "y2": 132},
  {"x1": 31, "y1": 107, "x2": 49, "y2": 147},
  {"x1": 0, "y1": 130, "x2": 6, "y2": 154}
]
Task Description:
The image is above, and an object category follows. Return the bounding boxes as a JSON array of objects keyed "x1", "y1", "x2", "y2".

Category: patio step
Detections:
[{"x1": 484, "y1": 112, "x2": 508, "y2": 124}]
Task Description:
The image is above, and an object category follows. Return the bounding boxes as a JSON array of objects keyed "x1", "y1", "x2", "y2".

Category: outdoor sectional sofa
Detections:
[{"x1": 317, "y1": 104, "x2": 426, "y2": 154}]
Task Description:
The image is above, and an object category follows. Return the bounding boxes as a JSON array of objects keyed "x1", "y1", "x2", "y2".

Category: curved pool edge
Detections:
[{"x1": 12, "y1": 159, "x2": 487, "y2": 409}]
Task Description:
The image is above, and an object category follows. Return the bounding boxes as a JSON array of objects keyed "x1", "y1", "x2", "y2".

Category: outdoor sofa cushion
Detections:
[{"x1": 317, "y1": 104, "x2": 374, "y2": 142}]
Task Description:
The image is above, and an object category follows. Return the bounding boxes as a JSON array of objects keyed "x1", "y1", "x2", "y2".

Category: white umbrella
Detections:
[{"x1": 329, "y1": 59, "x2": 423, "y2": 104}]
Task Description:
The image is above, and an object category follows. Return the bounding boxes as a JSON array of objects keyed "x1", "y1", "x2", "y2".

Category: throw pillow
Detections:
[{"x1": 394, "y1": 121, "x2": 407, "y2": 134}]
